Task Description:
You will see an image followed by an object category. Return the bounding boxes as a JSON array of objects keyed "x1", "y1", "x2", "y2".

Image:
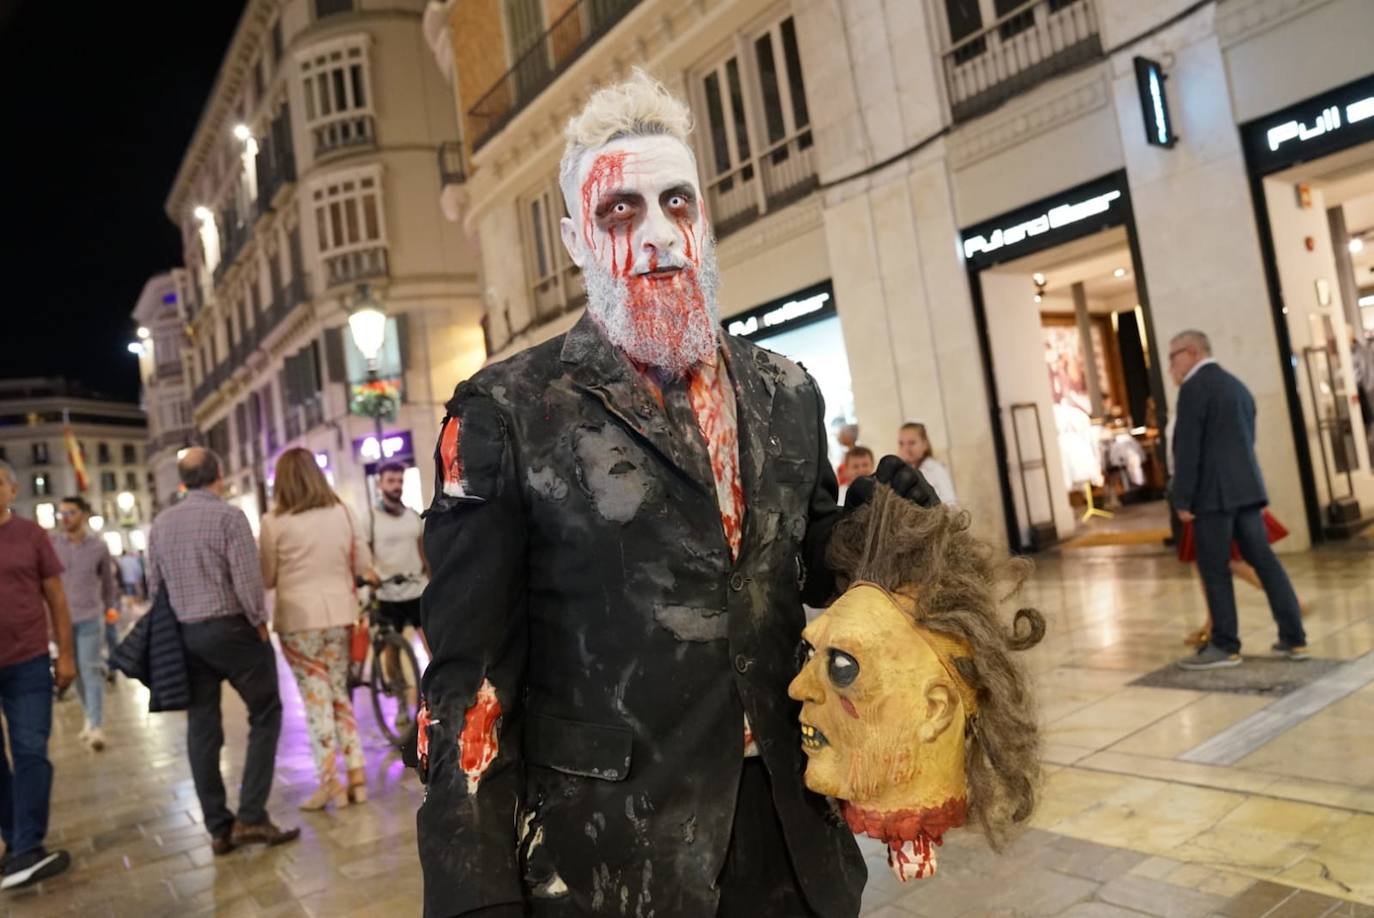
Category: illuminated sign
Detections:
[
  {"x1": 1134, "y1": 57, "x2": 1176, "y2": 149},
  {"x1": 962, "y1": 190, "x2": 1121, "y2": 260},
  {"x1": 725, "y1": 282, "x2": 838, "y2": 341},
  {"x1": 1245, "y1": 73, "x2": 1374, "y2": 175},
  {"x1": 728, "y1": 292, "x2": 831, "y2": 337},
  {"x1": 1266, "y1": 99, "x2": 1373, "y2": 153}
]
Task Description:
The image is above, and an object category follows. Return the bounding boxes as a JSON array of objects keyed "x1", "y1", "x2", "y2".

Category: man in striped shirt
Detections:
[{"x1": 147, "y1": 448, "x2": 298, "y2": 855}]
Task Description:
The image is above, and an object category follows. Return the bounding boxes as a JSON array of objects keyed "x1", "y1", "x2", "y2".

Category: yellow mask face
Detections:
[{"x1": 788, "y1": 583, "x2": 972, "y2": 879}]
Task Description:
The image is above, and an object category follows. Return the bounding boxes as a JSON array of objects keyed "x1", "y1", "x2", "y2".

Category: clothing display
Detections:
[{"x1": 1053, "y1": 403, "x2": 1103, "y2": 489}]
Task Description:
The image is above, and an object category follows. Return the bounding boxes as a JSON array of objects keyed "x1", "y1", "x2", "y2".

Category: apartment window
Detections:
[
  {"x1": 695, "y1": 15, "x2": 816, "y2": 239},
  {"x1": 271, "y1": 21, "x2": 284, "y2": 65},
  {"x1": 521, "y1": 180, "x2": 583, "y2": 321},
  {"x1": 253, "y1": 57, "x2": 266, "y2": 105},
  {"x1": 122, "y1": 443, "x2": 137, "y2": 464},
  {"x1": 0, "y1": 446, "x2": 6, "y2": 462},
  {"x1": 100, "y1": 471, "x2": 118, "y2": 492},
  {"x1": 312, "y1": 167, "x2": 388, "y2": 288},
  {"x1": 125, "y1": 471, "x2": 139, "y2": 490},
  {"x1": 97, "y1": 442, "x2": 111, "y2": 464},
  {"x1": 33, "y1": 473, "x2": 50, "y2": 497},
  {"x1": 505, "y1": 0, "x2": 550, "y2": 102},
  {"x1": 315, "y1": 0, "x2": 353, "y2": 17},
  {"x1": 300, "y1": 37, "x2": 375, "y2": 155}
]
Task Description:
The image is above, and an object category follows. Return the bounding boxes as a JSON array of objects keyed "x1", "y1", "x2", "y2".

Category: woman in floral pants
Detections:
[{"x1": 261, "y1": 448, "x2": 374, "y2": 809}]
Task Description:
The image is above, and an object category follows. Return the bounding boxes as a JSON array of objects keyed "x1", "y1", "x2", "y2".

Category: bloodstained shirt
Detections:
[
  {"x1": 687, "y1": 350, "x2": 746, "y2": 561},
  {"x1": 685, "y1": 347, "x2": 758, "y2": 757}
]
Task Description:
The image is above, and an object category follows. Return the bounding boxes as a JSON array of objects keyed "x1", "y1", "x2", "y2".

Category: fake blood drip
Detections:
[
  {"x1": 459, "y1": 678, "x2": 501, "y2": 795},
  {"x1": 439, "y1": 416, "x2": 466, "y2": 497},
  {"x1": 842, "y1": 797, "x2": 968, "y2": 882}
]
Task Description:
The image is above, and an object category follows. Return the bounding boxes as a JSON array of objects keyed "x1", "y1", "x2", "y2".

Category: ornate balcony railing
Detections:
[
  {"x1": 313, "y1": 114, "x2": 376, "y2": 158},
  {"x1": 467, "y1": 0, "x2": 642, "y2": 151},
  {"x1": 942, "y1": 0, "x2": 1101, "y2": 124},
  {"x1": 324, "y1": 246, "x2": 388, "y2": 289},
  {"x1": 705, "y1": 129, "x2": 818, "y2": 240}
]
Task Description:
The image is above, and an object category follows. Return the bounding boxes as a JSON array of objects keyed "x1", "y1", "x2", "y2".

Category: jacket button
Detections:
[
  {"x1": 734, "y1": 654, "x2": 754, "y2": 674},
  {"x1": 729, "y1": 573, "x2": 746, "y2": 592}
]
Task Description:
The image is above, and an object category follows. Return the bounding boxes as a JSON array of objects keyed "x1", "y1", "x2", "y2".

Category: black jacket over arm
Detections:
[
  {"x1": 418, "y1": 314, "x2": 863, "y2": 918},
  {"x1": 1171, "y1": 362, "x2": 1269, "y2": 513}
]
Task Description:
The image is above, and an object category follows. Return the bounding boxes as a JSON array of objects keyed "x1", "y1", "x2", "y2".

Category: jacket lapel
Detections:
[
  {"x1": 560, "y1": 313, "x2": 715, "y2": 499},
  {"x1": 722, "y1": 335, "x2": 777, "y2": 536}
]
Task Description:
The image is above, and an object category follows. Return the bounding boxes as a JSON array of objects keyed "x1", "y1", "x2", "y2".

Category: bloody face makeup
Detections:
[{"x1": 562, "y1": 135, "x2": 720, "y2": 376}]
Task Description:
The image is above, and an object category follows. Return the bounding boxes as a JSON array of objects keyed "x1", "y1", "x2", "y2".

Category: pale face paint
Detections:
[{"x1": 560, "y1": 134, "x2": 720, "y2": 376}]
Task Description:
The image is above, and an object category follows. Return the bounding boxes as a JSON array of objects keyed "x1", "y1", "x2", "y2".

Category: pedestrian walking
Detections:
[
  {"x1": 259, "y1": 448, "x2": 373, "y2": 811},
  {"x1": 0, "y1": 459, "x2": 75, "y2": 891},
  {"x1": 1168, "y1": 330, "x2": 1307, "y2": 670},
  {"x1": 146, "y1": 448, "x2": 299, "y2": 854},
  {"x1": 51, "y1": 496, "x2": 119, "y2": 751},
  {"x1": 116, "y1": 550, "x2": 146, "y2": 602},
  {"x1": 368, "y1": 461, "x2": 429, "y2": 732},
  {"x1": 898, "y1": 421, "x2": 958, "y2": 504}
]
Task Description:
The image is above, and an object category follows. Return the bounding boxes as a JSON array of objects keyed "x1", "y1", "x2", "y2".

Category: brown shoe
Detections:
[
  {"x1": 211, "y1": 834, "x2": 237, "y2": 857},
  {"x1": 229, "y1": 819, "x2": 301, "y2": 848}
]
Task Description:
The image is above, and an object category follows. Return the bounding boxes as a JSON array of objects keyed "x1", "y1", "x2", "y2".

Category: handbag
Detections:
[{"x1": 344, "y1": 505, "x2": 370, "y2": 670}]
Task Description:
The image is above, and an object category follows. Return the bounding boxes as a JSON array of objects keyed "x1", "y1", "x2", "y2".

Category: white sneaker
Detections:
[
  {"x1": 86, "y1": 727, "x2": 106, "y2": 752},
  {"x1": 77, "y1": 720, "x2": 91, "y2": 742}
]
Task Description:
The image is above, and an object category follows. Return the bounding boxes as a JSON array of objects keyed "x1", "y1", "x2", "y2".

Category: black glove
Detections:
[{"x1": 845, "y1": 455, "x2": 941, "y2": 511}]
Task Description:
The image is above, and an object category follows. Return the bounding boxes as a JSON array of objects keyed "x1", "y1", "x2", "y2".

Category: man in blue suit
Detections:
[{"x1": 1169, "y1": 330, "x2": 1307, "y2": 670}]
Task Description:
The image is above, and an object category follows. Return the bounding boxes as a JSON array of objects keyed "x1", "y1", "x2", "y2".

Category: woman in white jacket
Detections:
[
  {"x1": 260, "y1": 448, "x2": 374, "y2": 810},
  {"x1": 898, "y1": 421, "x2": 957, "y2": 505}
]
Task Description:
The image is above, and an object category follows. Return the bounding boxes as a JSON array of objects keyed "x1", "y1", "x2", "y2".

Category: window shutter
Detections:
[{"x1": 324, "y1": 326, "x2": 347, "y2": 382}]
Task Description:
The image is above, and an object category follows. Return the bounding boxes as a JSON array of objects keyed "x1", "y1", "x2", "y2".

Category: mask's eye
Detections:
[
  {"x1": 612, "y1": 202, "x2": 632, "y2": 215},
  {"x1": 827, "y1": 649, "x2": 859, "y2": 688},
  {"x1": 795, "y1": 639, "x2": 815, "y2": 671}
]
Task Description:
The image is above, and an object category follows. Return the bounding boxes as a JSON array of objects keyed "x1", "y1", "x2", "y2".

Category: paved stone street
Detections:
[{"x1": 8, "y1": 547, "x2": 1374, "y2": 917}]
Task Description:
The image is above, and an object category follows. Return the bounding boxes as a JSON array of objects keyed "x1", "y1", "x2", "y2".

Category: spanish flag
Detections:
[{"x1": 63, "y1": 412, "x2": 89, "y2": 493}]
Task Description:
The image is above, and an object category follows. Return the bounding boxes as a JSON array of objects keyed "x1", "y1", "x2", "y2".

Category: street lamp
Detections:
[
  {"x1": 348, "y1": 284, "x2": 389, "y2": 529},
  {"x1": 116, "y1": 491, "x2": 136, "y2": 515}
]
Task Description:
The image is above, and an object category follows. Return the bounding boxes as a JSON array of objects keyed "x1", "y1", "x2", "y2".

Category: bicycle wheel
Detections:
[{"x1": 370, "y1": 631, "x2": 421, "y2": 748}]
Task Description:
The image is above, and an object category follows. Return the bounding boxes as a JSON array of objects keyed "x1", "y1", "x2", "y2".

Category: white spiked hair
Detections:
[{"x1": 558, "y1": 68, "x2": 695, "y2": 217}]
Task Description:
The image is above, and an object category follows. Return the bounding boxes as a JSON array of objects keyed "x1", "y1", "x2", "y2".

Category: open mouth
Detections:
[{"x1": 800, "y1": 722, "x2": 829, "y2": 751}]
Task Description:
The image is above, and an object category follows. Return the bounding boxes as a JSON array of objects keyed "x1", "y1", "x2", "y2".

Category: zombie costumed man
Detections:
[{"x1": 417, "y1": 72, "x2": 937, "y2": 918}]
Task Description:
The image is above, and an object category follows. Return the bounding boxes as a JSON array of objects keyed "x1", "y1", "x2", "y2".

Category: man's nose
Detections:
[
  {"x1": 639, "y1": 206, "x2": 679, "y2": 258},
  {"x1": 788, "y1": 663, "x2": 825, "y2": 703}
]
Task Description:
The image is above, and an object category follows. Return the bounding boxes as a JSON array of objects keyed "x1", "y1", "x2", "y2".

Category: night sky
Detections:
[{"x1": 1, "y1": 0, "x2": 247, "y2": 402}]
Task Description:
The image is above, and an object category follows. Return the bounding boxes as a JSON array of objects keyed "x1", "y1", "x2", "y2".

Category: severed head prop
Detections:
[{"x1": 788, "y1": 488, "x2": 1046, "y2": 881}]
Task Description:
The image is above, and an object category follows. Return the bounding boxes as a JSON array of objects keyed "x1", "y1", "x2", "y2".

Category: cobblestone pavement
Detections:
[{"x1": 6, "y1": 547, "x2": 1374, "y2": 916}]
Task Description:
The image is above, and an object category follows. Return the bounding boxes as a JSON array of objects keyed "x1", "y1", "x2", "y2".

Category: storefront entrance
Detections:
[
  {"x1": 961, "y1": 173, "x2": 1169, "y2": 553},
  {"x1": 725, "y1": 281, "x2": 856, "y2": 470},
  {"x1": 1244, "y1": 72, "x2": 1374, "y2": 541}
]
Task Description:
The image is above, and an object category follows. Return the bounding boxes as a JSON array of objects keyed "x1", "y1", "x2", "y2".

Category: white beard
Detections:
[{"x1": 582, "y1": 242, "x2": 722, "y2": 378}]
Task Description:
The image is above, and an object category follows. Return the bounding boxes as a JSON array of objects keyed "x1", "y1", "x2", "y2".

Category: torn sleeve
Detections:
[
  {"x1": 418, "y1": 390, "x2": 530, "y2": 917},
  {"x1": 800, "y1": 375, "x2": 842, "y2": 607}
]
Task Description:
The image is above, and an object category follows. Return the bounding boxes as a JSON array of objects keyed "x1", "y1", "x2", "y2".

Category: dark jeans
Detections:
[
  {"x1": 716, "y1": 759, "x2": 818, "y2": 918},
  {"x1": 1194, "y1": 507, "x2": 1306, "y2": 654},
  {"x1": 182, "y1": 616, "x2": 283, "y2": 839},
  {"x1": 0, "y1": 654, "x2": 55, "y2": 858}
]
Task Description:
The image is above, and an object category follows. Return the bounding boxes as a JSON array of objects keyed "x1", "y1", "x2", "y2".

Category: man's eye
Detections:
[
  {"x1": 613, "y1": 202, "x2": 631, "y2": 215},
  {"x1": 668, "y1": 195, "x2": 685, "y2": 208},
  {"x1": 827, "y1": 649, "x2": 859, "y2": 688}
]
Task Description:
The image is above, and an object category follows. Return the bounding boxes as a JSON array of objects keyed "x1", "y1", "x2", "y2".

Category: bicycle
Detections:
[{"x1": 349, "y1": 574, "x2": 426, "y2": 748}]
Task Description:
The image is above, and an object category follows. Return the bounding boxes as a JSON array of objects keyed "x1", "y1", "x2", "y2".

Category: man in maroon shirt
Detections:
[{"x1": 0, "y1": 459, "x2": 76, "y2": 891}]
